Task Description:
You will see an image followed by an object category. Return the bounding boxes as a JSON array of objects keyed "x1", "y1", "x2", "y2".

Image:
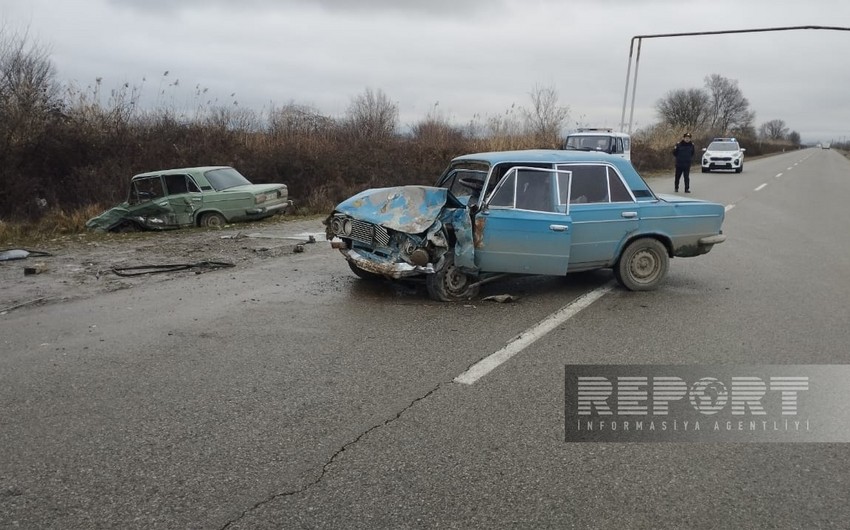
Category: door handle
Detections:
[
  {"x1": 621, "y1": 211, "x2": 638, "y2": 219},
  {"x1": 549, "y1": 224, "x2": 569, "y2": 232}
]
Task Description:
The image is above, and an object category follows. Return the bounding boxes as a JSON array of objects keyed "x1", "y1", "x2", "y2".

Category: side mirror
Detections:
[
  {"x1": 741, "y1": 148, "x2": 747, "y2": 152},
  {"x1": 701, "y1": 147, "x2": 707, "y2": 152}
]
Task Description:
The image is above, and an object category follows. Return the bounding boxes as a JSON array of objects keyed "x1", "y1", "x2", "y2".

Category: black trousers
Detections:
[{"x1": 675, "y1": 164, "x2": 691, "y2": 191}]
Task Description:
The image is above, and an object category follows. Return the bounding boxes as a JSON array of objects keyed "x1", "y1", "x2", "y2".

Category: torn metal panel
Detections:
[{"x1": 440, "y1": 207, "x2": 476, "y2": 271}]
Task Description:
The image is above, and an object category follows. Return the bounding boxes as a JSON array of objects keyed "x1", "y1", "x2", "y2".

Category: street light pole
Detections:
[{"x1": 619, "y1": 25, "x2": 850, "y2": 135}]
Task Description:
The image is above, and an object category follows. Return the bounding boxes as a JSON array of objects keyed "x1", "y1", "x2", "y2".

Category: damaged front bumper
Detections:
[{"x1": 341, "y1": 248, "x2": 435, "y2": 279}]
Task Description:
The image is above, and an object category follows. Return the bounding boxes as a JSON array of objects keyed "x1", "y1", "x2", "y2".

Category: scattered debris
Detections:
[
  {"x1": 293, "y1": 244, "x2": 305, "y2": 253},
  {"x1": 0, "y1": 249, "x2": 53, "y2": 261},
  {"x1": 24, "y1": 263, "x2": 49, "y2": 275},
  {"x1": 110, "y1": 260, "x2": 236, "y2": 277},
  {"x1": 482, "y1": 294, "x2": 518, "y2": 303},
  {"x1": 222, "y1": 232, "x2": 320, "y2": 243}
]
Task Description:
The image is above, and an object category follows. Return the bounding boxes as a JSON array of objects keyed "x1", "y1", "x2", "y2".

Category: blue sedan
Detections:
[{"x1": 325, "y1": 150, "x2": 726, "y2": 301}]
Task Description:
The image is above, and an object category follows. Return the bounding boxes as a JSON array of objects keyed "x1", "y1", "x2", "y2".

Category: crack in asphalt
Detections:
[{"x1": 218, "y1": 382, "x2": 446, "y2": 529}]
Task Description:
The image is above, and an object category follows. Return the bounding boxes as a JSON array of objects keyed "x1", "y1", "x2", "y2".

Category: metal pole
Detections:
[
  {"x1": 619, "y1": 37, "x2": 637, "y2": 131},
  {"x1": 618, "y1": 25, "x2": 850, "y2": 135},
  {"x1": 627, "y1": 38, "x2": 642, "y2": 135}
]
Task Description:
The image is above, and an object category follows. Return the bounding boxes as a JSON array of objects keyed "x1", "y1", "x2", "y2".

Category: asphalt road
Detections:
[{"x1": 2, "y1": 148, "x2": 850, "y2": 529}]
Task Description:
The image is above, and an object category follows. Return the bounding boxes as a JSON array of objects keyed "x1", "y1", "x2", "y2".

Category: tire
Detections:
[
  {"x1": 426, "y1": 252, "x2": 479, "y2": 302},
  {"x1": 199, "y1": 212, "x2": 226, "y2": 228},
  {"x1": 615, "y1": 238, "x2": 669, "y2": 291},
  {"x1": 701, "y1": 167, "x2": 709, "y2": 173},
  {"x1": 348, "y1": 260, "x2": 382, "y2": 281},
  {"x1": 735, "y1": 165, "x2": 743, "y2": 173}
]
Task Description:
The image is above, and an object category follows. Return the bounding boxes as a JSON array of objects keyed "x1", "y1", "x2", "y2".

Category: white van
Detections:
[{"x1": 563, "y1": 128, "x2": 631, "y2": 161}]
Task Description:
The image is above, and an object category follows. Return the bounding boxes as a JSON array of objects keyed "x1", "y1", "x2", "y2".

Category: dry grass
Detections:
[{"x1": 0, "y1": 205, "x2": 105, "y2": 246}]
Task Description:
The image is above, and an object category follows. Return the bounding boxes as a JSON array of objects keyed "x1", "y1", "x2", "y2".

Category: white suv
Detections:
[
  {"x1": 563, "y1": 128, "x2": 631, "y2": 161},
  {"x1": 701, "y1": 138, "x2": 745, "y2": 173}
]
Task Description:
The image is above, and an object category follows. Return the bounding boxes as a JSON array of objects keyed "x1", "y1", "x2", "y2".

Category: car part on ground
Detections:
[{"x1": 110, "y1": 260, "x2": 235, "y2": 277}]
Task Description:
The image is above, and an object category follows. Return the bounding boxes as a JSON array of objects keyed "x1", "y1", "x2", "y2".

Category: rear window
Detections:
[{"x1": 205, "y1": 168, "x2": 252, "y2": 191}]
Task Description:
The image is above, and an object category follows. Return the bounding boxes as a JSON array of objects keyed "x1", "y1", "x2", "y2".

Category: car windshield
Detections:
[
  {"x1": 707, "y1": 142, "x2": 740, "y2": 151},
  {"x1": 565, "y1": 136, "x2": 611, "y2": 151},
  {"x1": 204, "y1": 167, "x2": 252, "y2": 191}
]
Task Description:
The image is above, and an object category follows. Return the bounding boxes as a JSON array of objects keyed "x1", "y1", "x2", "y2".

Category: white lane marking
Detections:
[
  {"x1": 725, "y1": 204, "x2": 735, "y2": 212},
  {"x1": 787, "y1": 167, "x2": 794, "y2": 171},
  {"x1": 775, "y1": 173, "x2": 783, "y2": 178},
  {"x1": 755, "y1": 183, "x2": 768, "y2": 191},
  {"x1": 454, "y1": 283, "x2": 614, "y2": 385}
]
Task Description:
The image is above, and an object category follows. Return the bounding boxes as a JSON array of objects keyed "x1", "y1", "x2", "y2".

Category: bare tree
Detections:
[
  {"x1": 521, "y1": 83, "x2": 569, "y2": 147},
  {"x1": 345, "y1": 87, "x2": 398, "y2": 140},
  {"x1": 655, "y1": 88, "x2": 710, "y2": 131},
  {"x1": 269, "y1": 102, "x2": 334, "y2": 139},
  {"x1": 704, "y1": 74, "x2": 752, "y2": 134},
  {"x1": 0, "y1": 26, "x2": 61, "y2": 146},
  {"x1": 759, "y1": 119, "x2": 789, "y2": 140},
  {"x1": 787, "y1": 130, "x2": 801, "y2": 146}
]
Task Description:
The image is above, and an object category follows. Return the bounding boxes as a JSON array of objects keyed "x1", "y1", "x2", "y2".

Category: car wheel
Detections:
[
  {"x1": 615, "y1": 238, "x2": 669, "y2": 291},
  {"x1": 348, "y1": 260, "x2": 382, "y2": 281},
  {"x1": 199, "y1": 212, "x2": 226, "y2": 228},
  {"x1": 701, "y1": 167, "x2": 709, "y2": 173},
  {"x1": 426, "y1": 252, "x2": 479, "y2": 302},
  {"x1": 735, "y1": 165, "x2": 743, "y2": 173}
]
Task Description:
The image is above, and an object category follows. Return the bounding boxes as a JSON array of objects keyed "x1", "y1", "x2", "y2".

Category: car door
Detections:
[
  {"x1": 557, "y1": 164, "x2": 639, "y2": 268},
  {"x1": 163, "y1": 173, "x2": 202, "y2": 226},
  {"x1": 473, "y1": 167, "x2": 573, "y2": 275},
  {"x1": 128, "y1": 175, "x2": 176, "y2": 228}
]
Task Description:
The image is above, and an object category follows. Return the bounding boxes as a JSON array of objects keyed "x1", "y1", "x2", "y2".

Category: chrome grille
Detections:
[{"x1": 350, "y1": 219, "x2": 390, "y2": 247}]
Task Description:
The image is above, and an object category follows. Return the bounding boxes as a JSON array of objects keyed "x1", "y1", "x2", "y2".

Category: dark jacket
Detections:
[{"x1": 673, "y1": 140, "x2": 695, "y2": 167}]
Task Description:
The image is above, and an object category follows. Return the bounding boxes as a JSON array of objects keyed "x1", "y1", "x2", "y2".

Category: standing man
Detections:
[{"x1": 673, "y1": 132, "x2": 695, "y2": 193}]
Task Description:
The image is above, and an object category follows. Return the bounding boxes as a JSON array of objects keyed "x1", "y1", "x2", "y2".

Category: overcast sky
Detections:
[{"x1": 3, "y1": 0, "x2": 849, "y2": 142}]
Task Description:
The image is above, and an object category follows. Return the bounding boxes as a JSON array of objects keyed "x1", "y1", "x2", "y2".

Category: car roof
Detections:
[
  {"x1": 568, "y1": 130, "x2": 630, "y2": 137},
  {"x1": 451, "y1": 149, "x2": 624, "y2": 165},
  {"x1": 132, "y1": 166, "x2": 232, "y2": 178}
]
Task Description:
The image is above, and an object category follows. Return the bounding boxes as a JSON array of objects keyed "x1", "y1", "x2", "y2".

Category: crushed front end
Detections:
[{"x1": 324, "y1": 186, "x2": 475, "y2": 279}]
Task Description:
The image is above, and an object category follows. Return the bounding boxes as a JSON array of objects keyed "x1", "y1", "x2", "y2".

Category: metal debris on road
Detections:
[
  {"x1": 0, "y1": 249, "x2": 53, "y2": 261},
  {"x1": 110, "y1": 260, "x2": 236, "y2": 277},
  {"x1": 482, "y1": 294, "x2": 518, "y2": 303}
]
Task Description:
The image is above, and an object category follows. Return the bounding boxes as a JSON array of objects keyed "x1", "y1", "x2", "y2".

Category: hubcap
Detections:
[
  {"x1": 444, "y1": 265, "x2": 469, "y2": 293},
  {"x1": 630, "y1": 249, "x2": 659, "y2": 282}
]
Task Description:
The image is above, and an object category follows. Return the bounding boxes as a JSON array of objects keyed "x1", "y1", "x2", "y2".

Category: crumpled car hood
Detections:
[{"x1": 334, "y1": 186, "x2": 465, "y2": 234}]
